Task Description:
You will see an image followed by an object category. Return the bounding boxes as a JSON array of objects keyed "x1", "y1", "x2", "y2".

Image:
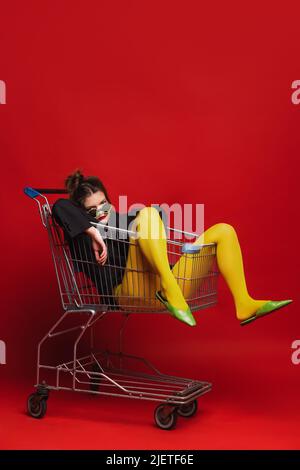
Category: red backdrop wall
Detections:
[{"x1": 0, "y1": 1, "x2": 299, "y2": 445}]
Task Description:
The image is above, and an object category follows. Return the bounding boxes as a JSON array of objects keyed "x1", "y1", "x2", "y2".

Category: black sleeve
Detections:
[{"x1": 52, "y1": 198, "x2": 92, "y2": 238}]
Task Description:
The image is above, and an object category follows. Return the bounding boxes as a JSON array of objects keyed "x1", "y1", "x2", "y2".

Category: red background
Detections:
[{"x1": 0, "y1": 0, "x2": 299, "y2": 449}]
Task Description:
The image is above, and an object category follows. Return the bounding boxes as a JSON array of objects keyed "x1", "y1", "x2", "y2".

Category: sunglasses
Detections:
[{"x1": 86, "y1": 202, "x2": 112, "y2": 219}]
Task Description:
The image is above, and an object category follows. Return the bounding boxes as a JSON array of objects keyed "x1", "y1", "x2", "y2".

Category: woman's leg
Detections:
[
  {"x1": 134, "y1": 207, "x2": 191, "y2": 311},
  {"x1": 114, "y1": 207, "x2": 191, "y2": 314},
  {"x1": 172, "y1": 223, "x2": 270, "y2": 320},
  {"x1": 114, "y1": 234, "x2": 159, "y2": 310},
  {"x1": 115, "y1": 212, "x2": 291, "y2": 323}
]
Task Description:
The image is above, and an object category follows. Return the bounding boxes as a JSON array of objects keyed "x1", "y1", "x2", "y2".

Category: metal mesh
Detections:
[{"x1": 45, "y1": 204, "x2": 219, "y2": 313}]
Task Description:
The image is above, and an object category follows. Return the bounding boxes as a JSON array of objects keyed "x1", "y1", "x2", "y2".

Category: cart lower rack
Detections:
[{"x1": 24, "y1": 187, "x2": 219, "y2": 430}]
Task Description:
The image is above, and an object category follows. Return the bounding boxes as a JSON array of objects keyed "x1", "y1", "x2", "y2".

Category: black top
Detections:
[{"x1": 52, "y1": 198, "x2": 137, "y2": 307}]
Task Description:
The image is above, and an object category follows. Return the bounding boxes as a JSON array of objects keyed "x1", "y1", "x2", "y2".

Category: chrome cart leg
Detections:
[
  {"x1": 29, "y1": 308, "x2": 97, "y2": 418},
  {"x1": 36, "y1": 310, "x2": 70, "y2": 386},
  {"x1": 72, "y1": 310, "x2": 96, "y2": 390}
]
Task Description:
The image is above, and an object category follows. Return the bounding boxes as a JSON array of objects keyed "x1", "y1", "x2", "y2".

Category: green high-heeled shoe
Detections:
[
  {"x1": 155, "y1": 290, "x2": 196, "y2": 327},
  {"x1": 240, "y1": 299, "x2": 293, "y2": 326}
]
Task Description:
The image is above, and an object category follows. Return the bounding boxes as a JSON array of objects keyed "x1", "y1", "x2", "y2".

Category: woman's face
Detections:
[{"x1": 83, "y1": 190, "x2": 112, "y2": 224}]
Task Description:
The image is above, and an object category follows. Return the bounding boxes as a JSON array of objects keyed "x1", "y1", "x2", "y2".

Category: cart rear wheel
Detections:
[
  {"x1": 154, "y1": 405, "x2": 178, "y2": 430},
  {"x1": 27, "y1": 393, "x2": 47, "y2": 419},
  {"x1": 177, "y1": 400, "x2": 198, "y2": 418}
]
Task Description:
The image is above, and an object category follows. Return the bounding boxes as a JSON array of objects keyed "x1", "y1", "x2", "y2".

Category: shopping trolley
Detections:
[{"x1": 24, "y1": 187, "x2": 219, "y2": 430}]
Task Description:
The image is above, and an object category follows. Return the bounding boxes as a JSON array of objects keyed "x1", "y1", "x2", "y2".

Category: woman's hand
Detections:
[{"x1": 85, "y1": 227, "x2": 108, "y2": 265}]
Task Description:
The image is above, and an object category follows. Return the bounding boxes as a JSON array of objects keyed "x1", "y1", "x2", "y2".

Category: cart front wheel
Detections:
[
  {"x1": 27, "y1": 393, "x2": 47, "y2": 419},
  {"x1": 177, "y1": 400, "x2": 198, "y2": 418},
  {"x1": 154, "y1": 405, "x2": 177, "y2": 430}
]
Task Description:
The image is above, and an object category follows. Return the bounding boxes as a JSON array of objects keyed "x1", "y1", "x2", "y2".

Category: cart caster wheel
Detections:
[
  {"x1": 27, "y1": 393, "x2": 47, "y2": 419},
  {"x1": 154, "y1": 405, "x2": 178, "y2": 430},
  {"x1": 90, "y1": 363, "x2": 102, "y2": 392},
  {"x1": 177, "y1": 400, "x2": 198, "y2": 418}
]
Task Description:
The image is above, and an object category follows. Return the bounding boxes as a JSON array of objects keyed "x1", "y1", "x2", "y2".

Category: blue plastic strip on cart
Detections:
[
  {"x1": 181, "y1": 243, "x2": 202, "y2": 254},
  {"x1": 23, "y1": 187, "x2": 42, "y2": 199}
]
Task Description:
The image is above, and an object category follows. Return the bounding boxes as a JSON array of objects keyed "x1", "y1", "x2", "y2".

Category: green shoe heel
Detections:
[
  {"x1": 155, "y1": 290, "x2": 196, "y2": 327},
  {"x1": 240, "y1": 299, "x2": 293, "y2": 326}
]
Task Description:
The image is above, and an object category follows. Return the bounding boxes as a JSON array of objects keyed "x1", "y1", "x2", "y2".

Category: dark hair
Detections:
[{"x1": 65, "y1": 169, "x2": 111, "y2": 206}]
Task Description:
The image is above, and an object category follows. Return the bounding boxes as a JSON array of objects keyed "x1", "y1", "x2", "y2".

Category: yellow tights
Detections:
[{"x1": 114, "y1": 207, "x2": 270, "y2": 321}]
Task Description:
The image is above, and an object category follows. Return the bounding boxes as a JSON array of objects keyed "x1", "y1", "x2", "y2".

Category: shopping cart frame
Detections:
[{"x1": 24, "y1": 187, "x2": 219, "y2": 430}]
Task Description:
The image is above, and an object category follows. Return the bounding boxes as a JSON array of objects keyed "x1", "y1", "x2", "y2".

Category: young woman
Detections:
[{"x1": 52, "y1": 170, "x2": 292, "y2": 327}]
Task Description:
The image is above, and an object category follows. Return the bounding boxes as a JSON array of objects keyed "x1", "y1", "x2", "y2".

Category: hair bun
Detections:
[{"x1": 65, "y1": 169, "x2": 84, "y2": 195}]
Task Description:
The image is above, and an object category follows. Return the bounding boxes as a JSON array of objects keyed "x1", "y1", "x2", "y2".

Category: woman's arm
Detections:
[
  {"x1": 85, "y1": 226, "x2": 107, "y2": 265},
  {"x1": 52, "y1": 198, "x2": 107, "y2": 265}
]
